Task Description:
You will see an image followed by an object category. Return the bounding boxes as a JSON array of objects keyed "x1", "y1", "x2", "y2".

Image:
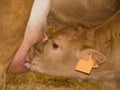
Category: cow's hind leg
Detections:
[{"x1": 0, "y1": 64, "x2": 6, "y2": 90}]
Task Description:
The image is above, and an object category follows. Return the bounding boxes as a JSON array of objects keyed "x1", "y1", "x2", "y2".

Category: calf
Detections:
[{"x1": 25, "y1": 11, "x2": 120, "y2": 90}]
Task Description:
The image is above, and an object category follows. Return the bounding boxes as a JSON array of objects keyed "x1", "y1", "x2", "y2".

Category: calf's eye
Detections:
[{"x1": 53, "y1": 43, "x2": 59, "y2": 49}]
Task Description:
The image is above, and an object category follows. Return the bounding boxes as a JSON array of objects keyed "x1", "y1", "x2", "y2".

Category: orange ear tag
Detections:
[{"x1": 75, "y1": 53, "x2": 94, "y2": 74}]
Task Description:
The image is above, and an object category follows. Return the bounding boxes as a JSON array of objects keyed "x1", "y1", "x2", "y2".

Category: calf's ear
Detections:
[
  {"x1": 75, "y1": 48, "x2": 106, "y2": 74},
  {"x1": 78, "y1": 48, "x2": 106, "y2": 65}
]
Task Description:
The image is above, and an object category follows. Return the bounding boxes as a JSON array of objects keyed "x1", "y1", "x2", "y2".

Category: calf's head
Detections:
[{"x1": 26, "y1": 26, "x2": 106, "y2": 76}]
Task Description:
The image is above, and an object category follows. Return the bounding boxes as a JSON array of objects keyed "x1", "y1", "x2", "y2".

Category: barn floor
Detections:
[
  {"x1": 6, "y1": 25, "x2": 109, "y2": 90},
  {"x1": 6, "y1": 72, "x2": 109, "y2": 90}
]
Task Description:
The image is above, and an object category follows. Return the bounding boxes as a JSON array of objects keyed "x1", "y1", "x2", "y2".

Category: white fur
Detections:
[{"x1": 27, "y1": 0, "x2": 50, "y2": 27}]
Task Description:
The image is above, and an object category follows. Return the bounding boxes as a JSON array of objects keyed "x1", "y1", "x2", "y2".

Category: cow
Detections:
[
  {"x1": 0, "y1": 1, "x2": 34, "y2": 90},
  {"x1": 0, "y1": 0, "x2": 120, "y2": 90},
  {"x1": 25, "y1": 11, "x2": 120, "y2": 90}
]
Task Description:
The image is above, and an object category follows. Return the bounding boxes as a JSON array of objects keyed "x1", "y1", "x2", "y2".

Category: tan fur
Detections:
[
  {"x1": 0, "y1": 0, "x2": 33, "y2": 89},
  {"x1": 50, "y1": 0, "x2": 120, "y2": 28}
]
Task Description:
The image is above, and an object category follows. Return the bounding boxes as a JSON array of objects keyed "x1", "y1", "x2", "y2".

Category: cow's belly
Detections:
[{"x1": 50, "y1": 0, "x2": 120, "y2": 28}]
